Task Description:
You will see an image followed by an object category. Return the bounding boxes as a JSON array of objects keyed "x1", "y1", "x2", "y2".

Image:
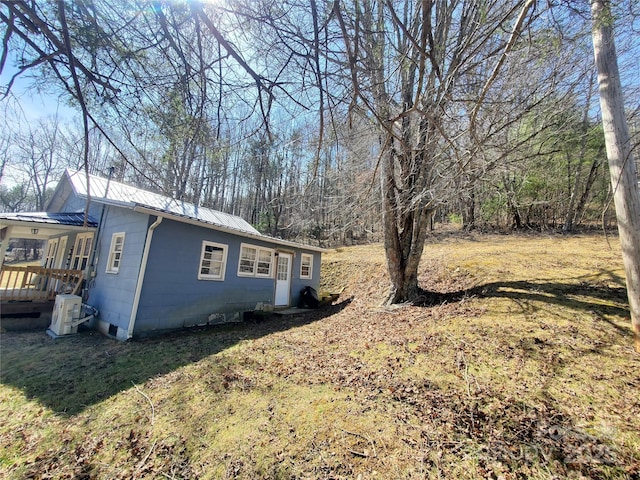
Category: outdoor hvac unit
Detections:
[{"x1": 48, "y1": 294, "x2": 83, "y2": 336}]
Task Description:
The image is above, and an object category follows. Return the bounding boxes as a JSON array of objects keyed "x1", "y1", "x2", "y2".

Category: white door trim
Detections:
[{"x1": 274, "y1": 252, "x2": 292, "y2": 306}]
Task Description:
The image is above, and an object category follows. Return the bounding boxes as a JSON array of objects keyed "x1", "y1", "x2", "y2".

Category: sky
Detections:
[
  {"x1": 0, "y1": 63, "x2": 79, "y2": 187},
  {"x1": 0, "y1": 2, "x2": 637, "y2": 177},
  {"x1": 1, "y1": 64, "x2": 78, "y2": 122}
]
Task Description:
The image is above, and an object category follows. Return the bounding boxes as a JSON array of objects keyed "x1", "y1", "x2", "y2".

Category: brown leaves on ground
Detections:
[
  {"x1": 1, "y1": 234, "x2": 639, "y2": 479},
  {"x1": 241, "y1": 302, "x2": 635, "y2": 479}
]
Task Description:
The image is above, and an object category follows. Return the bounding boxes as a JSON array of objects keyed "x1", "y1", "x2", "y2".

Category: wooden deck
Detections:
[{"x1": 0, "y1": 266, "x2": 84, "y2": 303}]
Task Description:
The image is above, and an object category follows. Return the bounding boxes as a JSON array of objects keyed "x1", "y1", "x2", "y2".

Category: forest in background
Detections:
[{"x1": 0, "y1": 0, "x2": 638, "y2": 248}]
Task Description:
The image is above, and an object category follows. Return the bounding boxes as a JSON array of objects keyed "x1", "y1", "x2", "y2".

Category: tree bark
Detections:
[
  {"x1": 591, "y1": 0, "x2": 640, "y2": 352},
  {"x1": 380, "y1": 146, "x2": 434, "y2": 303}
]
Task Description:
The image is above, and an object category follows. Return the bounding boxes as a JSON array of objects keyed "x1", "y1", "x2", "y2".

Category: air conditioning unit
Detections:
[{"x1": 48, "y1": 294, "x2": 83, "y2": 336}]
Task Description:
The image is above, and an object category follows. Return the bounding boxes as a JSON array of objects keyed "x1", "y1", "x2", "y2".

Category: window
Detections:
[
  {"x1": 71, "y1": 233, "x2": 94, "y2": 270},
  {"x1": 239, "y1": 245, "x2": 256, "y2": 275},
  {"x1": 300, "y1": 253, "x2": 313, "y2": 279},
  {"x1": 198, "y1": 241, "x2": 228, "y2": 280},
  {"x1": 106, "y1": 233, "x2": 125, "y2": 274},
  {"x1": 238, "y1": 243, "x2": 274, "y2": 277},
  {"x1": 257, "y1": 249, "x2": 273, "y2": 276}
]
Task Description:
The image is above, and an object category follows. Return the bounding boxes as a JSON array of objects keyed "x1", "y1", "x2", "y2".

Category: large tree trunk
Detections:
[
  {"x1": 591, "y1": 0, "x2": 640, "y2": 352},
  {"x1": 334, "y1": 0, "x2": 540, "y2": 304},
  {"x1": 381, "y1": 146, "x2": 433, "y2": 303}
]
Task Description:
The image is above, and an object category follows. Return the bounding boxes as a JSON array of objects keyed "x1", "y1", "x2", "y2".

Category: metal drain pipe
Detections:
[{"x1": 127, "y1": 215, "x2": 163, "y2": 339}]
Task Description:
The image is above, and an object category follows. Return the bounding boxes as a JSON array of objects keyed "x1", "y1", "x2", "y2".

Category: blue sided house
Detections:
[{"x1": 0, "y1": 169, "x2": 324, "y2": 340}]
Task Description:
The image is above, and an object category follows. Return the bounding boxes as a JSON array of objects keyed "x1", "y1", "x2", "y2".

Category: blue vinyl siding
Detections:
[
  {"x1": 44, "y1": 172, "x2": 323, "y2": 340},
  {"x1": 133, "y1": 219, "x2": 321, "y2": 334},
  {"x1": 290, "y1": 251, "x2": 322, "y2": 300},
  {"x1": 86, "y1": 206, "x2": 149, "y2": 332},
  {"x1": 56, "y1": 185, "x2": 103, "y2": 220}
]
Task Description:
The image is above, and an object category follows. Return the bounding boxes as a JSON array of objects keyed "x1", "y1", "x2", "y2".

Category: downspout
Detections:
[{"x1": 127, "y1": 215, "x2": 163, "y2": 339}]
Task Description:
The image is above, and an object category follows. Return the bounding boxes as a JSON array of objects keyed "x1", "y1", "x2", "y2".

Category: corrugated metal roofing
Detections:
[
  {"x1": 66, "y1": 170, "x2": 262, "y2": 236},
  {"x1": 0, "y1": 211, "x2": 98, "y2": 227}
]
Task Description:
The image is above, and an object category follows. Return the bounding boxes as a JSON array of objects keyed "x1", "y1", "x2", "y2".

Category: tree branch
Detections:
[{"x1": 469, "y1": 0, "x2": 536, "y2": 140}]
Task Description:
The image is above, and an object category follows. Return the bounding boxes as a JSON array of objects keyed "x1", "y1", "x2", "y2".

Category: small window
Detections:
[
  {"x1": 300, "y1": 253, "x2": 313, "y2": 279},
  {"x1": 198, "y1": 241, "x2": 228, "y2": 280},
  {"x1": 106, "y1": 233, "x2": 125, "y2": 274},
  {"x1": 238, "y1": 243, "x2": 274, "y2": 278}
]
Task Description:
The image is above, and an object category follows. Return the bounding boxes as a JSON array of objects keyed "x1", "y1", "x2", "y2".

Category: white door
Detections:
[
  {"x1": 274, "y1": 253, "x2": 292, "y2": 306},
  {"x1": 55, "y1": 236, "x2": 68, "y2": 268},
  {"x1": 43, "y1": 238, "x2": 59, "y2": 268}
]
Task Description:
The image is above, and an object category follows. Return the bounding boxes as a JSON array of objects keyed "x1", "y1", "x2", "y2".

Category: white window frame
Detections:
[
  {"x1": 198, "y1": 241, "x2": 228, "y2": 281},
  {"x1": 237, "y1": 243, "x2": 274, "y2": 278},
  {"x1": 71, "y1": 232, "x2": 94, "y2": 270},
  {"x1": 300, "y1": 253, "x2": 313, "y2": 279},
  {"x1": 106, "y1": 232, "x2": 125, "y2": 274}
]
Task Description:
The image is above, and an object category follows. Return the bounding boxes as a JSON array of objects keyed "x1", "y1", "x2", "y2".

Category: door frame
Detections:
[{"x1": 274, "y1": 252, "x2": 293, "y2": 306}]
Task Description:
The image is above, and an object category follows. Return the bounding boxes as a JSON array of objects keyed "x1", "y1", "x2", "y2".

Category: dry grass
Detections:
[{"x1": 1, "y1": 232, "x2": 639, "y2": 479}]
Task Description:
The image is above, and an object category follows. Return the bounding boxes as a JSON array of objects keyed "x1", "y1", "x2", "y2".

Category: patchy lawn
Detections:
[{"x1": 1, "y1": 233, "x2": 639, "y2": 479}]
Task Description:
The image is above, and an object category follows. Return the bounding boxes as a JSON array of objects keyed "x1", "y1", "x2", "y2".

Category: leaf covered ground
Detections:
[{"x1": 1, "y1": 233, "x2": 639, "y2": 479}]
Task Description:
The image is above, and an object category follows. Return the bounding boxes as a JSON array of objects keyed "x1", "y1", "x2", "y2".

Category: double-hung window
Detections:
[
  {"x1": 238, "y1": 244, "x2": 274, "y2": 277},
  {"x1": 106, "y1": 233, "x2": 125, "y2": 274},
  {"x1": 300, "y1": 253, "x2": 313, "y2": 279},
  {"x1": 198, "y1": 241, "x2": 228, "y2": 280}
]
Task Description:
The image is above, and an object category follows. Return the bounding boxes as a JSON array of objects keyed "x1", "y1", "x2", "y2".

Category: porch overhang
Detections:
[{"x1": 0, "y1": 212, "x2": 98, "y2": 240}]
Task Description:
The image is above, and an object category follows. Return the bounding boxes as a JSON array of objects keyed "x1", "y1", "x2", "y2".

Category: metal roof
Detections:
[
  {"x1": 64, "y1": 170, "x2": 326, "y2": 252},
  {"x1": 0, "y1": 211, "x2": 98, "y2": 240},
  {"x1": 0, "y1": 211, "x2": 98, "y2": 227},
  {"x1": 66, "y1": 170, "x2": 260, "y2": 236}
]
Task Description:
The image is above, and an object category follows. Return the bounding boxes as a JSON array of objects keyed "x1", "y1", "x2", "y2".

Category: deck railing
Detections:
[{"x1": 0, "y1": 266, "x2": 84, "y2": 301}]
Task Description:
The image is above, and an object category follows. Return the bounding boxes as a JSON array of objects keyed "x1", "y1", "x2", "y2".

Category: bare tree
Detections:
[
  {"x1": 0, "y1": 102, "x2": 12, "y2": 181},
  {"x1": 328, "y1": 0, "x2": 548, "y2": 302},
  {"x1": 590, "y1": 0, "x2": 640, "y2": 352},
  {"x1": 2, "y1": 0, "x2": 636, "y2": 321},
  {"x1": 0, "y1": 182, "x2": 30, "y2": 212},
  {"x1": 13, "y1": 115, "x2": 66, "y2": 210}
]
